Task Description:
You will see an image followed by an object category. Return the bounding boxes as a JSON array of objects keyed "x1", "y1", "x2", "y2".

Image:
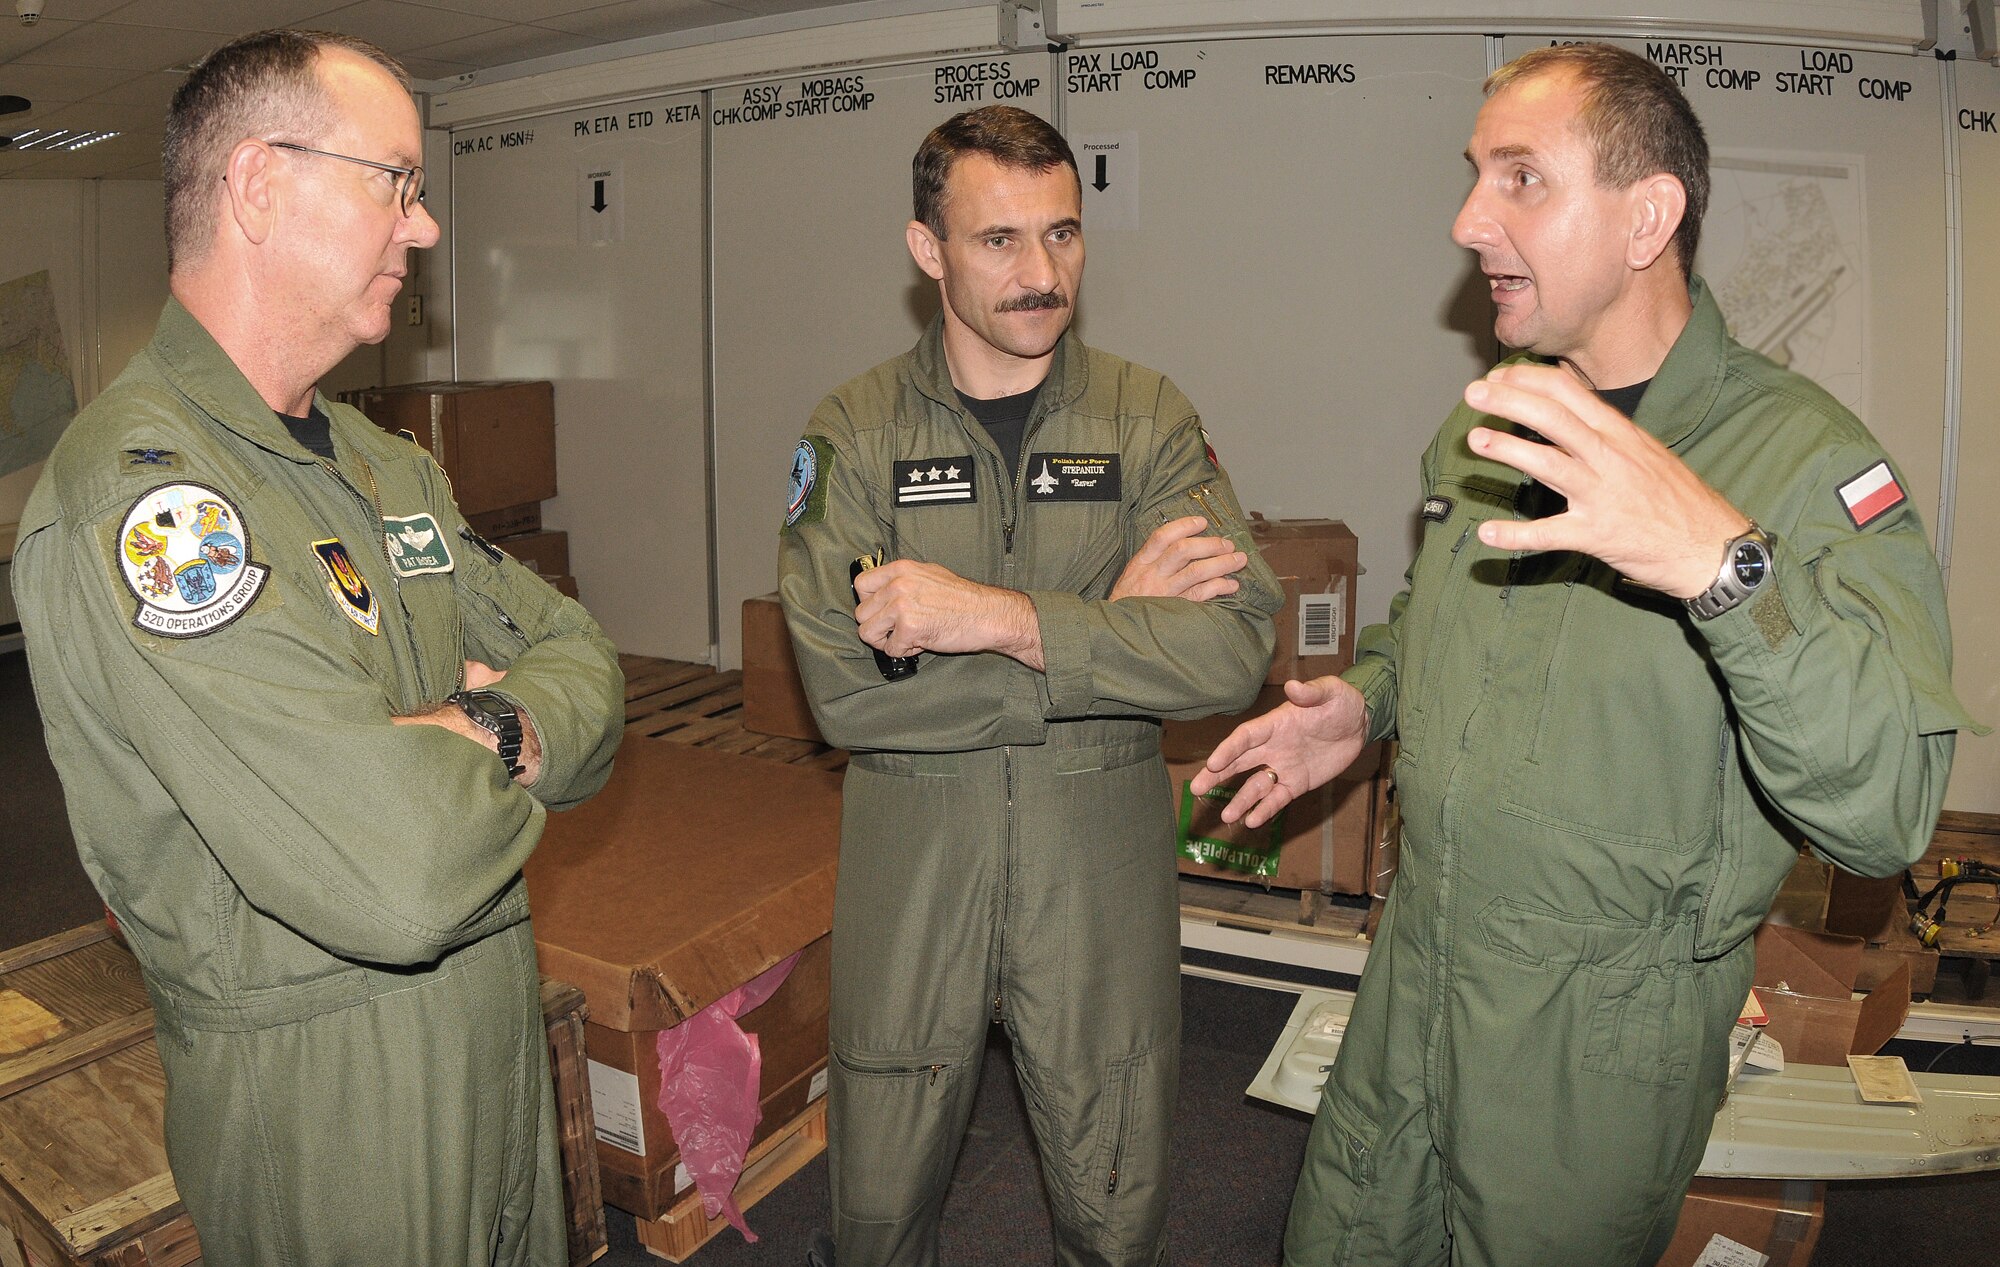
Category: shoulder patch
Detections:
[
  {"x1": 1837, "y1": 460, "x2": 1906, "y2": 529},
  {"x1": 784, "y1": 437, "x2": 832, "y2": 529},
  {"x1": 1199, "y1": 426, "x2": 1219, "y2": 471},
  {"x1": 383, "y1": 513, "x2": 453, "y2": 576},
  {"x1": 117, "y1": 483, "x2": 268, "y2": 638},
  {"x1": 1421, "y1": 495, "x2": 1454, "y2": 523}
]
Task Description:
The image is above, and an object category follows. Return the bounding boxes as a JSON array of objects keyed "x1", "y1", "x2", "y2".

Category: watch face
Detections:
[{"x1": 1731, "y1": 541, "x2": 1769, "y2": 588}]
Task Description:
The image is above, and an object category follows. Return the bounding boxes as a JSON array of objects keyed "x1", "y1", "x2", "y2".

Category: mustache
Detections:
[{"x1": 996, "y1": 290, "x2": 1069, "y2": 313}]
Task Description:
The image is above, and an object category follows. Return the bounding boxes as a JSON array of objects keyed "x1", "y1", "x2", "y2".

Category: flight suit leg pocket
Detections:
[
  {"x1": 829, "y1": 1048, "x2": 974, "y2": 1225},
  {"x1": 1284, "y1": 1088, "x2": 1382, "y2": 1267},
  {"x1": 1581, "y1": 967, "x2": 1697, "y2": 1086},
  {"x1": 1083, "y1": 1044, "x2": 1174, "y2": 1262}
]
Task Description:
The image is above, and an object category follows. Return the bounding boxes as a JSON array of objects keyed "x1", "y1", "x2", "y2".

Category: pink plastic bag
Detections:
[{"x1": 654, "y1": 950, "x2": 801, "y2": 1241}]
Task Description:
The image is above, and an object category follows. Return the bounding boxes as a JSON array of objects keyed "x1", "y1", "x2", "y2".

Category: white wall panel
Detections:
[
  {"x1": 1063, "y1": 34, "x2": 1492, "y2": 630},
  {"x1": 1947, "y1": 57, "x2": 1999, "y2": 813},
  {"x1": 451, "y1": 94, "x2": 710, "y2": 660}
]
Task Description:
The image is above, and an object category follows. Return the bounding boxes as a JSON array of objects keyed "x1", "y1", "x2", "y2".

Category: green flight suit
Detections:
[
  {"x1": 12, "y1": 300, "x2": 624, "y2": 1267},
  {"x1": 1284, "y1": 279, "x2": 1976, "y2": 1267},
  {"x1": 779, "y1": 320, "x2": 1280, "y2": 1267}
]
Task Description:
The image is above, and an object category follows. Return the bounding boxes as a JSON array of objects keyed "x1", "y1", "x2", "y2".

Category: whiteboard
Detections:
[
  {"x1": 1947, "y1": 57, "x2": 1999, "y2": 814},
  {"x1": 709, "y1": 54, "x2": 1053, "y2": 667},
  {"x1": 450, "y1": 93, "x2": 710, "y2": 661},
  {"x1": 1502, "y1": 35, "x2": 1950, "y2": 530},
  {"x1": 1063, "y1": 34, "x2": 1494, "y2": 630}
]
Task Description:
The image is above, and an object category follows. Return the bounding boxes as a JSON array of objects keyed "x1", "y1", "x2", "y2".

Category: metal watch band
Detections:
[
  {"x1": 452, "y1": 690, "x2": 525, "y2": 777},
  {"x1": 1685, "y1": 522, "x2": 1774, "y2": 622}
]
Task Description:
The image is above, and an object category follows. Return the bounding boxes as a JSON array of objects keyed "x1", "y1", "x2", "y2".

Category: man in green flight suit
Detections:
[
  {"x1": 11, "y1": 30, "x2": 624, "y2": 1267},
  {"x1": 1197, "y1": 43, "x2": 1978, "y2": 1267},
  {"x1": 779, "y1": 106, "x2": 1281, "y2": 1266}
]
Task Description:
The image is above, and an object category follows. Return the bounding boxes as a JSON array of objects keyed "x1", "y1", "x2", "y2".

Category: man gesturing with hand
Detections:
[{"x1": 1200, "y1": 43, "x2": 1975, "y2": 1267}]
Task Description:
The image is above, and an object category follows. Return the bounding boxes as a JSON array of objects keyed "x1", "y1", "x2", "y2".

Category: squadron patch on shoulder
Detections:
[
  {"x1": 117, "y1": 483, "x2": 267, "y2": 638},
  {"x1": 312, "y1": 538, "x2": 380, "y2": 635},
  {"x1": 1199, "y1": 427, "x2": 1220, "y2": 471},
  {"x1": 383, "y1": 513, "x2": 454, "y2": 577},
  {"x1": 1837, "y1": 460, "x2": 1906, "y2": 529},
  {"x1": 785, "y1": 437, "x2": 831, "y2": 530}
]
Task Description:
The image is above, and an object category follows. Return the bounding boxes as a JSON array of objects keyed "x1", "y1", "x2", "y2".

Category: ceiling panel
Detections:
[
  {"x1": 307, "y1": 1, "x2": 511, "y2": 53},
  {"x1": 537, "y1": 0, "x2": 748, "y2": 42},
  {"x1": 0, "y1": 0, "x2": 886, "y2": 180},
  {"x1": 17, "y1": 21, "x2": 240, "y2": 70},
  {"x1": 103, "y1": 0, "x2": 353, "y2": 34},
  {"x1": 409, "y1": 23, "x2": 594, "y2": 66}
]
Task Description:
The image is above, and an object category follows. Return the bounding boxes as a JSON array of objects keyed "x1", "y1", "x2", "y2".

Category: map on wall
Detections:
[
  {"x1": 0, "y1": 270, "x2": 78, "y2": 481},
  {"x1": 1699, "y1": 151, "x2": 1867, "y2": 412}
]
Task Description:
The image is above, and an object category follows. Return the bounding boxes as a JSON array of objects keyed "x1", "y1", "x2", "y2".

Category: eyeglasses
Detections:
[{"x1": 266, "y1": 141, "x2": 426, "y2": 214}]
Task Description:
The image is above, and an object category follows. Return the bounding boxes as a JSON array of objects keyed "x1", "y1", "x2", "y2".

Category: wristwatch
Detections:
[
  {"x1": 1685, "y1": 522, "x2": 1774, "y2": 621},
  {"x1": 451, "y1": 690, "x2": 525, "y2": 778}
]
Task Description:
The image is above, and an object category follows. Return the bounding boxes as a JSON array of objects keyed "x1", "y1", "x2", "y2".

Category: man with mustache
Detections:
[
  {"x1": 779, "y1": 105, "x2": 1280, "y2": 1266},
  {"x1": 1197, "y1": 42, "x2": 1974, "y2": 1266}
]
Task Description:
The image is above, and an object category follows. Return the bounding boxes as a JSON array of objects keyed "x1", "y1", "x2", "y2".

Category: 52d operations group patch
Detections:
[{"x1": 118, "y1": 483, "x2": 268, "y2": 638}]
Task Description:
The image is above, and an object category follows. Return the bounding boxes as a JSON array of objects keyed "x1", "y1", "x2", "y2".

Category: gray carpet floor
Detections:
[{"x1": 5, "y1": 645, "x2": 1998, "y2": 1265}]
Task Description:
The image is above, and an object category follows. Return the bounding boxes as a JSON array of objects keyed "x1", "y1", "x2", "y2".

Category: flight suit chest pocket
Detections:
[
  {"x1": 1502, "y1": 573, "x2": 1721, "y2": 853},
  {"x1": 1396, "y1": 478, "x2": 1510, "y2": 751}
]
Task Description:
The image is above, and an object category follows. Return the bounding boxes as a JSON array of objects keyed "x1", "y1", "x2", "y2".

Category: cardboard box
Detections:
[
  {"x1": 497, "y1": 529, "x2": 569, "y2": 579},
  {"x1": 544, "y1": 573, "x2": 581, "y2": 602},
  {"x1": 1654, "y1": 1178, "x2": 1824, "y2": 1267},
  {"x1": 351, "y1": 380, "x2": 557, "y2": 516},
  {"x1": 0, "y1": 923, "x2": 605, "y2": 1267},
  {"x1": 524, "y1": 741, "x2": 843, "y2": 1221},
  {"x1": 1249, "y1": 517, "x2": 1358, "y2": 685},
  {"x1": 741, "y1": 593, "x2": 824, "y2": 745},
  {"x1": 1161, "y1": 692, "x2": 1384, "y2": 895},
  {"x1": 467, "y1": 501, "x2": 544, "y2": 539},
  {"x1": 1823, "y1": 868, "x2": 1938, "y2": 996},
  {"x1": 1752, "y1": 922, "x2": 1910, "y2": 1065}
]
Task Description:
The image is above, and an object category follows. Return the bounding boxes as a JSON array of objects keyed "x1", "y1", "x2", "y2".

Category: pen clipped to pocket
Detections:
[{"x1": 851, "y1": 549, "x2": 920, "y2": 682}]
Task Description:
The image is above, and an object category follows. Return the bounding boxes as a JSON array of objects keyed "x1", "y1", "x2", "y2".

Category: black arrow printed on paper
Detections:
[
  {"x1": 1091, "y1": 154, "x2": 1109, "y2": 192},
  {"x1": 591, "y1": 179, "x2": 607, "y2": 212}
]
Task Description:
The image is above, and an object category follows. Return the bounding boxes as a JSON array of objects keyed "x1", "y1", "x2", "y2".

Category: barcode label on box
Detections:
[
  {"x1": 587, "y1": 1058, "x2": 646, "y2": 1155},
  {"x1": 810, "y1": 1066, "x2": 829, "y2": 1103},
  {"x1": 1693, "y1": 1234, "x2": 1768, "y2": 1267},
  {"x1": 1298, "y1": 591, "x2": 1343, "y2": 654}
]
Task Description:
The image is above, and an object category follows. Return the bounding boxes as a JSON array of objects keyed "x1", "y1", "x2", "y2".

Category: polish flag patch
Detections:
[{"x1": 1837, "y1": 460, "x2": 1906, "y2": 529}]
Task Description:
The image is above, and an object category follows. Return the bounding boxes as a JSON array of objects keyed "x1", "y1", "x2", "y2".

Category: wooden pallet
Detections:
[
  {"x1": 620, "y1": 656, "x2": 847, "y2": 773},
  {"x1": 630, "y1": 1098, "x2": 828, "y2": 1263}
]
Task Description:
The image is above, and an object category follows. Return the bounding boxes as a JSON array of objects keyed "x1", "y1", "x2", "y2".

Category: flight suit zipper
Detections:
[{"x1": 995, "y1": 744, "x2": 1013, "y2": 1022}]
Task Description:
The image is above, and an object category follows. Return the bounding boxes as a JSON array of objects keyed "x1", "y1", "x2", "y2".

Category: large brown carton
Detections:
[
  {"x1": 741, "y1": 593, "x2": 824, "y2": 745},
  {"x1": 351, "y1": 380, "x2": 557, "y2": 515},
  {"x1": 1752, "y1": 923, "x2": 1910, "y2": 1065},
  {"x1": 496, "y1": 528, "x2": 570, "y2": 579},
  {"x1": 1249, "y1": 517, "x2": 1358, "y2": 685},
  {"x1": 1654, "y1": 1178, "x2": 1823, "y2": 1267},
  {"x1": 524, "y1": 741, "x2": 842, "y2": 1221}
]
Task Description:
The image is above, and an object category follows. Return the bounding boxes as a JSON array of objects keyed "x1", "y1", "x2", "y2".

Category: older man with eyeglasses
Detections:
[{"x1": 10, "y1": 29, "x2": 624, "y2": 1267}]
